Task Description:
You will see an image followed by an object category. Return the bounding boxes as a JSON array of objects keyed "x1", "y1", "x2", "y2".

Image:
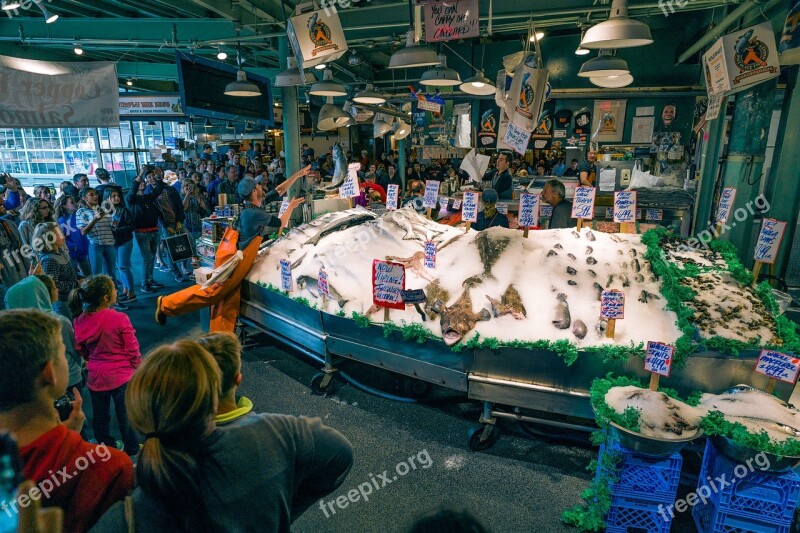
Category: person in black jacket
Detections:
[
  {"x1": 105, "y1": 189, "x2": 137, "y2": 303},
  {"x1": 482, "y1": 151, "x2": 513, "y2": 200},
  {"x1": 153, "y1": 174, "x2": 190, "y2": 282},
  {"x1": 127, "y1": 170, "x2": 165, "y2": 294},
  {"x1": 94, "y1": 168, "x2": 123, "y2": 200}
]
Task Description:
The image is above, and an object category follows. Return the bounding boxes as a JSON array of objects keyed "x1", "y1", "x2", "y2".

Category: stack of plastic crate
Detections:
[
  {"x1": 598, "y1": 440, "x2": 683, "y2": 532},
  {"x1": 693, "y1": 440, "x2": 800, "y2": 533}
]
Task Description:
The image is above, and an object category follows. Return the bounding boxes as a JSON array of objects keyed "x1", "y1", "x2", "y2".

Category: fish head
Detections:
[
  {"x1": 439, "y1": 308, "x2": 476, "y2": 346},
  {"x1": 485, "y1": 294, "x2": 501, "y2": 317}
]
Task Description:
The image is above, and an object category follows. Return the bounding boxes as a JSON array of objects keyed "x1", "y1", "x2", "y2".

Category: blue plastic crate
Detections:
[
  {"x1": 606, "y1": 493, "x2": 673, "y2": 533},
  {"x1": 693, "y1": 488, "x2": 791, "y2": 533},
  {"x1": 697, "y1": 440, "x2": 800, "y2": 523},
  {"x1": 597, "y1": 441, "x2": 683, "y2": 503}
]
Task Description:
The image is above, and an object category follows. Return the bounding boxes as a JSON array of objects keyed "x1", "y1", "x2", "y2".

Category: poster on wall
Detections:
[
  {"x1": 573, "y1": 108, "x2": 591, "y2": 135},
  {"x1": 591, "y1": 100, "x2": 627, "y2": 143},
  {"x1": 477, "y1": 100, "x2": 499, "y2": 148},
  {"x1": 423, "y1": 0, "x2": 480, "y2": 42},
  {"x1": 630, "y1": 116, "x2": 655, "y2": 144}
]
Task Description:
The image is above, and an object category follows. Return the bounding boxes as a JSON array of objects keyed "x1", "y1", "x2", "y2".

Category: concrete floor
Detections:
[{"x1": 94, "y1": 271, "x2": 719, "y2": 532}]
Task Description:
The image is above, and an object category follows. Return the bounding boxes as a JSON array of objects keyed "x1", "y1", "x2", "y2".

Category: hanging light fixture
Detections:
[
  {"x1": 1, "y1": 1, "x2": 22, "y2": 10},
  {"x1": 460, "y1": 71, "x2": 495, "y2": 96},
  {"x1": 348, "y1": 50, "x2": 365, "y2": 66},
  {"x1": 575, "y1": 28, "x2": 590, "y2": 55},
  {"x1": 590, "y1": 73, "x2": 634, "y2": 88},
  {"x1": 420, "y1": 53, "x2": 461, "y2": 86},
  {"x1": 226, "y1": 120, "x2": 234, "y2": 129},
  {"x1": 318, "y1": 96, "x2": 351, "y2": 131},
  {"x1": 373, "y1": 113, "x2": 394, "y2": 138},
  {"x1": 352, "y1": 84, "x2": 386, "y2": 105},
  {"x1": 245, "y1": 122, "x2": 253, "y2": 131},
  {"x1": 393, "y1": 120, "x2": 411, "y2": 140},
  {"x1": 309, "y1": 69, "x2": 347, "y2": 97},
  {"x1": 225, "y1": 43, "x2": 261, "y2": 97},
  {"x1": 147, "y1": 120, "x2": 156, "y2": 126},
  {"x1": 38, "y1": 2, "x2": 58, "y2": 23},
  {"x1": 275, "y1": 56, "x2": 314, "y2": 87},
  {"x1": 73, "y1": 43, "x2": 83, "y2": 56},
  {"x1": 126, "y1": 78, "x2": 133, "y2": 86},
  {"x1": 204, "y1": 118, "x2": 212, "y2": 128},
  {"x1": 314, "y1": 63, "x2": 327, "y2": 70},
  {"x1": 578, "y1": 49, "x2": 630, "y2": 78},
  {"x1": 216, "y1": 46, "x2": 227, "y2": 60},
  {"x1": 528, "y1": 32, "x2": 545, "y2": 42},
  {"x1": 581, "y1": 0, "x2": 653, "y2": 49},
  {"x1": 389, "y1": 29, "x2": 439, "y2": 69}
]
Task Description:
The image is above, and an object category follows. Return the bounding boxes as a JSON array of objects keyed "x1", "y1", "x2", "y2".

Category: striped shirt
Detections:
[{"x1": 76, "y1": 207, "x2": 115, "y2": 246}]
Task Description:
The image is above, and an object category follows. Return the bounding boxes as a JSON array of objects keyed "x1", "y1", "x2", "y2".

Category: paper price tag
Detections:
[
  {"x1": 278, "y1": 198, "x2": 290, "y2": 217},
  {"x1": 716, "y1": 187, "x2": 736, "y2": 223},
  {"x1": 423, "y1": 180, "x2": 440, "y2": 209},
  {"x1": 318, "y1": 267, "x2": 330, "y2": 298},
  {"x1": 280, "y1": 259, "x2": 293, "y2": 292},
  {"x1": 496, "y1": 203, "x2": 508, "y2": 215},
  {"x1": 613, "y1": 191, "x2": 637, "y2": 223},
  {"x1": 424, "y1": 240, "x2": 436, "y2": 269},
  {"x1": 755, "y1": 350, "x2": 800, "y2": 384},
  {"x1": 600, "y1": 290, "x2": 625, "y2": 319},
  {"x1": 462, "y1": 191, "x2": 479, "y2": 223},
  {"x1": 452, "y1": 198, "x2": 462, "y2": 210},
  {"x1": 401, "y1": 289, "x2": 427, "y2": 304},
  {"x1": 754, "y1": 218, "x2": 786, "y2": 264},
  {"x1": 386, "y1": 184, "x2": 400, "y2": 210},
  {"x1": 503, "y1": 121, "x2": 532, "y2": 156},
  {"x1": 571, "y1": 186, "x2": 596, "y2": 220},
  {"x1": 339, "y1": 174, "x2": 359, "y2": 199},
  {"x1": 372, "y1": 260, "x2": 406, "y2": 310},
  {"x1": 645, "y1": 341, "x2": 674, "y2": 377},
  {"x1": 646, "y1": 208, "x2": 663, "y2": 221},
  {"x1": 540, "y1": 204, "x2": 553, "y2": 218},
  {"x1": 518, "y1": 193, "x2": 540, "y2": 227}
]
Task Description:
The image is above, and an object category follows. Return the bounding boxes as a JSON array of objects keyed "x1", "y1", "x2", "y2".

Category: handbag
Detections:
[{"x1": 163, "y1": 231, "x2": 194, "y2": 263}]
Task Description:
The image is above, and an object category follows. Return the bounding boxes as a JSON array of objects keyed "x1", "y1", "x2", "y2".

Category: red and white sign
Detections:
[
  {"x1": 755, "y1": 350, "x2": 800, "y2": 384},
  {"x1": 372, "y1": 260, "x2": 406, "y2": 310},
  {"x1": 571, "y1": 186, "x2": 596, "y2": 220},
  {"x1": 645, "y1": 341, "x2": 674, "y2": 378},
  {"x1": 754, "y1": 218, "x2": 786, "y2": 264}
]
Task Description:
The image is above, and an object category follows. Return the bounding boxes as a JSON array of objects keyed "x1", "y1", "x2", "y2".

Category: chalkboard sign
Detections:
[{"x1": 401, "y1": 289, "x2": 427, "y2": 304}]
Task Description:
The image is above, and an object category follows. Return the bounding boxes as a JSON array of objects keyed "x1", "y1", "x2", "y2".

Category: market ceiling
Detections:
[{"x1": 0, "y1": 0, "x2": 788, "y2": 94}]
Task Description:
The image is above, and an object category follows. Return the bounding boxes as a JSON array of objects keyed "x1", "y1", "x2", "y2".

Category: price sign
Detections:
[
  {"x1": 423, "y1": 180, "x2": 440, "y2": 209},
  {"x1": 496, "y1": 203, "x2": 508, "y2": 215},
  {"x1": 278, "y1": 197, "x2": 290, "y2": 217},
  {"x1": 424, "y1": 240, "x2": 436, "y2": 269},
  {"x1": 716, "y1": 187, "x2": 736, "y2": 223},
  {"x1": 605, "y1": 207, "x2": 614, "y2": 220},
  {"x1": 646, "y1": 208, "x2": 663, "y2": 221},
  {"x1": 754, "y1": 218, "x2": 786, "y2": 264},
  {"x1": 386, "y1": 184, "x2": 400, "y2": 210},
  {"x1": 418, "y1": 99, "x2": 442, "y2": 114},
  {"x1": 280, "y1": 259, "x2": 293, "y2": 292},
  {"x1": 645, "y1": 341, "x2": 674, "y2": 377},
  {"x1": 502, "y1": 120, "x2": 532, "y2": 156},
  {"x1": 635, "y1": 209, "x2": 642, "y2": 220},
  {"x1": 755, "y1": 350, "x2": 800, "y2": 384},
  {"x1": 613, "y1": 191, "x2": 637, "y2": 223},
  {"x1": 571, "y1": 186, "x2": 596, "y2": 220},
  {"x1": 339, "y1": 172, "x2": 359, "y2": 199},
  {"x1": 600, "y1": 290, "x2": 625, "y2": 319},
  {"x1": 401, "y1": 289, "x2": 427, "y2": 304},
  {"x1": 452, "y1": 198, "x2": 462, "y2": 210},
  {"x1": 372, "y1": 260, "x2": 406, "y2": 310},
  {"x1": 540, "y1": 204, "x2": 553, "y2": 218},
  {"x1": 318, "y1": 267, "x2": 330, "y2": 298},
  {"x1": 518, "y1": 193, "x2": 540, "y2": 227},
  {"x1": 462, "y1": 191, "x2": 479, "y2": 223}
]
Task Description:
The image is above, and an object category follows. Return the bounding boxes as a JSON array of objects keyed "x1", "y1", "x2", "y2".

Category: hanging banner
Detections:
[
  {"x1": 531, "y1": 102, "x2": 556, "y2": 140},
  {"x1": 509, "y1": 53, "x2": 549, "y2": 132},
  {"x1": 0, "y1": 56, "x2": 119, "y2": 127},
  {"x1": 477, "y1": 100, "x2": 500, "y2": 148},
  {"x1": 703, "y1": 23, "x2": 779, "y2": 97},
  {"x1": 287, "y1": 7, "x2": 349, "y2": 70},
  {"x1": 119, "y1": 94, "x2": 183, "y2": 117},
  {"x1": 423, "y1": 0, "x2": 480, "y2": 42}
]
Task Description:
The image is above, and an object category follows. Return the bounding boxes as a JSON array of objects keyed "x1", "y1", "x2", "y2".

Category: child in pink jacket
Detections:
[{"x1": 70, "y1": 274, "x2": 141, "y2": 455}]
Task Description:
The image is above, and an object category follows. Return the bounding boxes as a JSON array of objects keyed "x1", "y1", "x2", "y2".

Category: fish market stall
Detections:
[{"x1": 239, "y1": 207, "x2": 798, "y2": 448}]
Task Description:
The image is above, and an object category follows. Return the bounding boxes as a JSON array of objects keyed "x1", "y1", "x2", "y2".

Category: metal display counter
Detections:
[{"x1": 239, "y1": 281, "x2": 793, "y2": 450}]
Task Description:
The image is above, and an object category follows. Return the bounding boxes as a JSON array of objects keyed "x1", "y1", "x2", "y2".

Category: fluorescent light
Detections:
[
  {"x1": 581, "y1": 0, "x2": 653, "y2": 49},
  {"x1": 529, "y1": 32, "x2": 545, "y2": 42}
]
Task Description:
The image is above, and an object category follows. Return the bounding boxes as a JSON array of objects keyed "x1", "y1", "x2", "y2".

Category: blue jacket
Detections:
[{"x1": 59, "y1": 213, "x2": 89, "y2": 260}]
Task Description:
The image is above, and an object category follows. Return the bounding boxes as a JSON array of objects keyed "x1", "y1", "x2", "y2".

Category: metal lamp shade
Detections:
[
  {"x1": 353, "y1": 84, "x2": 386, "y2": 105},
  {"x1": 578, "y1": 50, "x2": 630, "y2": 78},
  {"x1": 459, "y1": 71, "x2": 496, "y2": 95},
  {"x1": 420, "y1": 54, "x2": 461, "y2": 86},
  {"x1": 590, "y1": 73, "x2": 634, "y2": 88},
  {"x1": 581, "y1": 0, "x2": 653, "y2": 49},
  {"x1": 373, "y1": 113, "x2": 394, "y2": 138},
  {"x1": 318, "y1": 101, "x2": 351, "y2": 131},
  {"x1": 393, "y1": 120, "x2": 411, "y2": 140},
  {"x1": 225, "y1": 70, "x2": 261, "y2": 96},
  {"x1": 275, "y1": 56, "x2": 314, "y2": 87},
  {"x1": 389, "y1": 30, "x2": 440, "y2": 69},
  {"x1": 309, "y1": 69, "x2": 347, "y2": 97}
]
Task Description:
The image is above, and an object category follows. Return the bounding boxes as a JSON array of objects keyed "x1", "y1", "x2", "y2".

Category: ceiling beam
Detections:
[{"x1": 188, "y1": 0, "x2": 282, "y2": 30}]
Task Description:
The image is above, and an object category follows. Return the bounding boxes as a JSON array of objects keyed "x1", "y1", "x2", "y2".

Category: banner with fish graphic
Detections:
[
  {"x1": 531, "y1": 101, "x2": 556, "y2": 140},
  {"x1": 509, "y1": 53, "x2": 549, "y2": 133},
  {"x1": 477, "y1": 99, "x2": 500, "y2": 148},
  {"x1": 703, "y1": 22, "x2": 779, "y2": 96},
  {"x1": 287, "y1": 6, "x2": 349, "y2": 71}
]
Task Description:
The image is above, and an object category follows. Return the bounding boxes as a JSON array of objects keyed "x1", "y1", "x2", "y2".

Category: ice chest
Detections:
[
  {"x1": 287, "y1": 2, "x2": 348, "y2": 71},
  {"x1": 201, "y1": 218, "x2": 230, "y2": 244}
]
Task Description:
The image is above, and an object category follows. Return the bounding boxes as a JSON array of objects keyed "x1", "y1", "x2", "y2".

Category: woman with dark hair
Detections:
[
  {"x1": 91, "y1": 340, "x2": 354, "y2": 532},
  {"x1": 17, "y1": 197, "x2": 55, "y2": 247},
  {"x1": 34, "y1": 222, "x2": 78, "y2": 319},
  {"x1": 104, "y1": 189, "x2": 137, "y2": 303},
  {"x1": 55, "y1": 193, "x2": 91, "y2": 277}
]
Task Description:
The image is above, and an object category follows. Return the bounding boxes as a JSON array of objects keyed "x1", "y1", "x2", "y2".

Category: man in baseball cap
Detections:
[{"x1": 475, "y1": 188, "x2": 509, "y2": 230}]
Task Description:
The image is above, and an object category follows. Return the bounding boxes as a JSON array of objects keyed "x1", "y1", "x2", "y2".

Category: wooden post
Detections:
[
  {"x1": 606, "y1": 319, "x2": 616, "y2": 339},
  {"x1": 577, "y1": 219, "x2": 583, "y2": 231},
  {"x1": 523, "y1": 227, "x2": 529, "y2": 238},
  {"x1": 765, "y1": 378, "x2": 777, "y2": 394},
  {"x1": 465, "y1": 221, "x2": 472, "y2": 233},
  {"x1": 649, "y1": 373, "x2": 660, "y2": 391},
  {"x1": 426, "y1": 207, "x2": 432, "y2": 220},
  {"x1": 321, "y1": 295, "x2": 327, "y2": 310},
  {"x1": 349, "y1": 197, "x2": 354, "y2": 209},
  {"x1": 715, "y1": 222, "x2": 723, "y2": 238},
  {"x1": 383, "y1": 307, "x2": 390, "y2": 323},
  {"x1": 769, "y1": 263, "x2": 776, "y2": 287},
  {"x1": 751, "y1": 261, "x2": 763, "y2": 287}
]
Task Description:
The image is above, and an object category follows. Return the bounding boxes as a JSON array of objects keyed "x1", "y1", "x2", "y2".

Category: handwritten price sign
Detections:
[
  {"x1": 645, "y1": 341, "x2": 674, "y2": 377},
  {"x1": 318, "y1": 267, "x2": 330, "y2": 298},
  {"x1": 496, "y1": 203, "x2": 508, "y2": 215},
  {"x1": 646, "y1": 208, "x2": 663, "y2": 221},
  {"x1": 571, "y1": 186, "x2": 596, "y2": 220},
  {"x1": 518, "y1": 193, "x2": 540, "y2": 227},
  {"x1": 339, "y1": 173, "x2": 359, "y2": 199},
  {"x1": 424, "y1": 240, "x2": 436, "y2": 269},
  {"x1": 754, "y1": 218, "x2": 786, "y2": 264},
  {"x1": 278, "y1": 198, "x2": 290, "y2": 217},
  {"x1": 541, "y1": 204, "x2": 553, "y2": 218},
  {"x1": 613, "y1": 191, "x2": 637, "y2": 223},
  {"x1": 600, "y1": 290, "x2": 625, "y2": 319},
  {"x1": 452, "y1": 198, "x2": 462, "y2": 210},
  {"x1": 372, "y1": 260, "x2": 406, "y2": 310},
  {"x1": 386, "y1": 184, "x2": 400, "y2": 210},
  {"x1": 462, "y1": 191, "x2": 479, "y2": 223},
  {"x1": 716, "y1": 187, "x2": 737, "y2": 223},
  {"x1": 418, "y1": 99, "x2": 442, "y2": 114},
  {"x1": 755, "y1": 350, "x2": 800, "y2": 384},
  {"x1": 280, "y1": 259, "x2": 293, "y2": 292},
  {"x1": 423, "y1": 180, "x2": 440, "y2": 209},
  {"x1": 503, "y1": 121, "x2": 532, "y2": 156}
]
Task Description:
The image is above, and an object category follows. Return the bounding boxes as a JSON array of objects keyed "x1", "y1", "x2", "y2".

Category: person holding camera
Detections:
[{"x1": 127, "y1": 169, "x2": 165, "y2": 294}]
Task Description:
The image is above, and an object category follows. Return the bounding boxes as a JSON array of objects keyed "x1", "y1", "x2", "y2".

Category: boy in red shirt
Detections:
[{"x1": 0, "y1": 309, "x2": 133, "y2": 533}]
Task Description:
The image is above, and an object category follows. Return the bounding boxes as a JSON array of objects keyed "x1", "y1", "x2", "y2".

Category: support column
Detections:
[
  {"x1": 764, "y1": 67, "x2": 800, "y2": 279},
  {"x1": 718, "y1": 79, "x2": 777, "y2": 262},
  {"x1": 693, "y1": 108, "x2": 727, "y2": 235},
  {"x1": 397, "y1": 137, "x2": 407, "y2": 192},
  {"x1": 279, "y1": 37, "x2": 301, "y2": 199}
]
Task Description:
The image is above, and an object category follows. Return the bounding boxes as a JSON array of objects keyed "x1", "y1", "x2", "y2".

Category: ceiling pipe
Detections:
[{"x1": 676, "y1": 0, "x2": 760, "y2": 65}]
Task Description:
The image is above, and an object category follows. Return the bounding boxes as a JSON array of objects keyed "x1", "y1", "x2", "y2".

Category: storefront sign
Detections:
[
  {"x1": 424, "y1": 240, "x2": 436, "y2": 269},
  {"x1": 571, "y1": 186, "x2": 596, "y2": 220},
  {"x1": 754, "y1": 218, "x2": 786, "y2": 264},
  {"x1": 372, "y1": 260, "x2": 406, "y2": 310},
  {"x1": 518, "y1": 193, "x2": 540, "y2": 227},
  {"x1": 646, "y1": 208, "x2": 663, "y2": 221},
  {"x1": 318, "y1": 267, "x2": 330, "y2": 298},
  {"x1": 716, "y1": 187, "x2": 737, "y2": 223},
  {"x1": 280, "y1": 259, "x2": 293, "y2": 292},
  {"x1": 613, "y1": 191, "x2": 637, "y2": 223},
  {"x1": 600, "y1": 290, "x2": 625, "y2": 319},
  {"x1": 0, "y1": 56, "x2": 119, "y2": 127},
  {"x1": 423, "y1": 180, "x2": 440, "y2": 209},
  {"x1": 645, "y1": 341, "x2": 674, "y2": 377},
  {"x1": 703, "y1": 23, "x2": 779, "y2": 97},
  {"x1": 755, "y1": 350, "x2": 800, "y2": 384},
  {"x1": 502, "y1": 120, "x2": 532, "y2": 156},
  {"x1": 462, "y1": 191, "x2": 479, "y2": 222},
  {"x1": 119, "y1": 94, "x2": 183, "y2": 116},
  {"x1": 386, "y1": 184, "x2": 400, "y2": 210},
  {"x1": 423, "y1": 0, "x2": 479, "y2": 42}
]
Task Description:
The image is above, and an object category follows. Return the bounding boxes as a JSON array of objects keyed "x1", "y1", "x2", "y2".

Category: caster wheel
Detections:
[
  {"x1": 467, "y1": 424, "x2": 499, "y2": 452},
  {"x1": 399, "y1": 378, "x2": 433, "y2": 400},
  {"x1": 310, "y1": 372, "x2": 334, "y2": 395}
]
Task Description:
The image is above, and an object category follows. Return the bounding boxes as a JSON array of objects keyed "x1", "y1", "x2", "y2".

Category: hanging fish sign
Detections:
[{"x1": 507, "y1": 53, "x2": 549, "y2": 132}]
